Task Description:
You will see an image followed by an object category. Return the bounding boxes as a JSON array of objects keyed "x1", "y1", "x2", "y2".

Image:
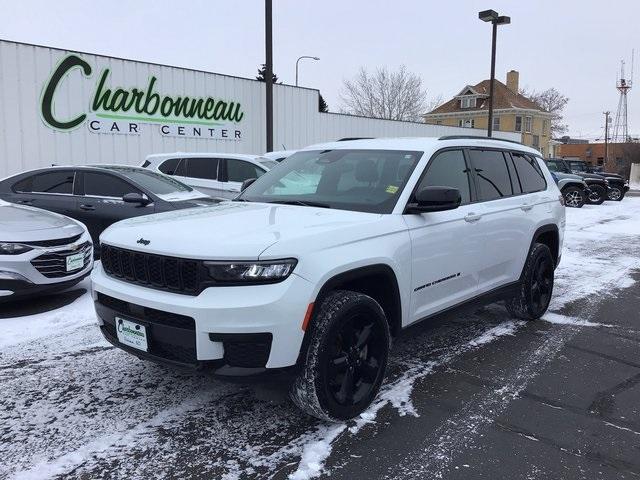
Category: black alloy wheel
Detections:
[
  {"x1": 530, "y1": 254, "x2": 554, "y2": 316},
  {"x1": 324, "y1": 312, "x2": 386, "y2": 407}
]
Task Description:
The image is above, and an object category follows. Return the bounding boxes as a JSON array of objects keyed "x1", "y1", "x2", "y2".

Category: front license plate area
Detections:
[
  {"x1": 65, "y1": 252, "x2": 84, "y2": 271},
  {"x1": 115, "y1": 317, "x2": 148, "y2": 352}
]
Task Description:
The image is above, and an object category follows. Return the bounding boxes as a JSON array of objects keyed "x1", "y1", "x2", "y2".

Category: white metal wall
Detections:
[{"x1": 0, "y1": 40, "x2": 519, "y2": 178}]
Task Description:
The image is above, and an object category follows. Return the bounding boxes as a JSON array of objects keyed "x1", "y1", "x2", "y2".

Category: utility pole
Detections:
[
  {"x1": 265, "y1": 0, "x2": 273, "y2": 152},
  {"x1": 603, "y1": 111, "x2": 610, "y2": 169}
]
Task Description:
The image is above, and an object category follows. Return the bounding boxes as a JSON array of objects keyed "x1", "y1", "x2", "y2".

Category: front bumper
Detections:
[
  {"x1": 91, "y1": 262, "x2": 314, "y2": 369},
  {"x1": 0, "y1": 234, "x2": 93, "y2": 300}
]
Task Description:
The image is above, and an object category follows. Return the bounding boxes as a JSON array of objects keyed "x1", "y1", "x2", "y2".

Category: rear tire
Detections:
[
  {"x1": 562, "y1": 186, "x2": 585, "y2": 208},
  {"x1": 587, "y1": 185, "x2": 606, "y2": 205},
  {"x1": 506, "y1": 243, "x2": 554, "y2": 321},
  {"x1": 290, "y1": 290, "x2": 390, "y2": 421}
]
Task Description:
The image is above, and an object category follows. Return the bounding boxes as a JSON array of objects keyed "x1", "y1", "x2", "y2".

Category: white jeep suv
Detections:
[{"x1": 92, "y1": 136, "x2": 564, "y2": 421}]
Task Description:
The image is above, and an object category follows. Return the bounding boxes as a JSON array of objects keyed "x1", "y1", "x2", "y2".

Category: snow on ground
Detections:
[{"x1": 1, "y1": 199, "x2": 640, "y2": 480}]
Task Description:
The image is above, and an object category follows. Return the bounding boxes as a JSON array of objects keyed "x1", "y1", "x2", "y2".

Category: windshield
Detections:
[
  {"x1": 100, "y1": 166, "x2": 193, "y2": 194},
  {"x1": 568, "y1": 161, "x2": 586, "y2": 172},
  {"x1": 546, "y1": 161, "x2": 560, "y2": 172},
  {"x1": 237, "y1": 149, "x2": 422, "y2": 214}
]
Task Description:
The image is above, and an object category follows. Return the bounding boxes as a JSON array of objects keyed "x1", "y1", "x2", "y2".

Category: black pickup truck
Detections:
[{"x1": 545, "y1": 158, "x2": 629, "y2": 203}]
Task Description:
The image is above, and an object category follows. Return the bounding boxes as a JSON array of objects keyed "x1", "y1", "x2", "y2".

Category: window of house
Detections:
[
  {"x1": 542, "y1": 119, "x2": 548, "y2": 136},
  {"x1": 511, "y1": 153, "x2": 546, "y2": 193},
  {"x1": 417, "y1": 150, "x2": 471, "y2": 205},
  {"x1": 515, "y1": 116, "x2": 522, "y2": 132},
  {"x1": 492, "y1": 116, "x2": 500, "y2": 132},
  {"x1": 524, "y1": 116, "x2": 532, "y2": 133},
  {"x1": 460, "y1": 97, "x2": 476, "y2": 109},
  {"x1": 83, "y1": 172, "x2": 140, "y2": 198},
  {"x1": 532, "y1": 135, "x2": 540, "y2": 148},
  {"x1": 469, "y1": 150, "x2": 513, "y2": 201}
]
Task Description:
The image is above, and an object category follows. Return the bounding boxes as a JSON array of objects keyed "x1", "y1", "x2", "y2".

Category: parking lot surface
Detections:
[{"x1": 1, "y1": 199, "x2": 640, "y2": 480}]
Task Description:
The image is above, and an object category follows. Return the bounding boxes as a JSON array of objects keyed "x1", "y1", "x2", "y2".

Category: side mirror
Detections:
[
  {"x1": 123, "y1": 192, "x2": 151, "y2": 206},
  {"x1": 241, "y1": 178, "x2": 257, "y2": 192},
  {"x1": 406, "y1": 186, "x2": 461, "y2": 214}
]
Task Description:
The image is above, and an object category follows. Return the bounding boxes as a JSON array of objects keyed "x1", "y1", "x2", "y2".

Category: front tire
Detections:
[
  {"x1": 607, "y1": 186, "x2": 624, "y2": 201},
  {"x1": 506, "y1": 243, "x2": 554, "y2": 320},
  {"x1": 290, "y1": 290, "x2": 390, "y2": 421},
  {"x1": 562, "y1": 186, "x2": 585, "y2": 208},
  {"x1": 587, "y1": 185, "x2": 606, "y2": 205}
]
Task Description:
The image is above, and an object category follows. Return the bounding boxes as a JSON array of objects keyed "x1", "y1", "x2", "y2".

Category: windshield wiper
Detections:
[{"x1": 267, "y1": 200, "x2": 331, "y2": 209}]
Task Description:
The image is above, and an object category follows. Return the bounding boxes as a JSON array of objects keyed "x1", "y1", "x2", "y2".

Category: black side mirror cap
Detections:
[
  {"x1": 406, "y1": 186, "x2": 461, "y2": 214},
  {"x1": 123, "y1": 192, "x2": 151, "y2": 205},
  {"x1": 241, "y1": 178, "x2": 257, "y2": 192}
]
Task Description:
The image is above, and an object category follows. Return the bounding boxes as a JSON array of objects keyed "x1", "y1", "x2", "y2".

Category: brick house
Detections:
[{"x1": 423, "y1": 70, "x2": 553, "y2": 156}]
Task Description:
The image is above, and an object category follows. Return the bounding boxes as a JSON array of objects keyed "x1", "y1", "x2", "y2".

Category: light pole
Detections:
[
  {"x1": 479, "y1": 9, "x2": 510, "y2": 137},
  {"x1": 265, "y1": 0, "x2": 273, "y2": 152},
  {"x1": 295, "y1": 56, "x2": 320, "y2": 86}
]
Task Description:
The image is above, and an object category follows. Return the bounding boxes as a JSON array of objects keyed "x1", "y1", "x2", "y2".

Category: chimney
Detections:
[{"x1": 506, "y1": 70, "x2": 519, "y2": 93}]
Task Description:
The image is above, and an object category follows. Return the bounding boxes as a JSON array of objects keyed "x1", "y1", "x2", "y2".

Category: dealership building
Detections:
[{"x1": 0, "y1": 39, "x2": 519, "y2": 178}]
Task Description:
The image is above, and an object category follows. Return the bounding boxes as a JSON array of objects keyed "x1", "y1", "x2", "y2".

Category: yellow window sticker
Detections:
[{"x1": 386, "y1": 185, "x2": 399, "y2": 194}]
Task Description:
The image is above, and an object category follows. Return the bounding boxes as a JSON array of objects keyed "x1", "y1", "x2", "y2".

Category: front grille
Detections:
[
  {"x1": 97, "y1": 293, "x2": 195, "y2": 330},
  {"x1": 17, "y1": 233, "x2": 83, "y2": 248},
  {"x1": 31, "y1": 242, "x2": 92, "y2": 278},
  {"x1": 101, "y1": 244, "x2": 202, "y2": 295}
]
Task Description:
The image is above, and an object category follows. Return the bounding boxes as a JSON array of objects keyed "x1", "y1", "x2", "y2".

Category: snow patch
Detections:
[
  {"x1": 541, "y1": 312, "x2": 612, "y2": 328},
  {"x1": 288, "y1": 424, "x2": 347, "y2": 480},
  {"x1": 467, "y1": 321, "x2": 523, "y2": 346}
]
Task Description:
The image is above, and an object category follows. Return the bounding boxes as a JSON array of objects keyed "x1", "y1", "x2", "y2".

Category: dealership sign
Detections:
[{"x1": 40, "y1": 54, "x2": 245, "y2": 140}]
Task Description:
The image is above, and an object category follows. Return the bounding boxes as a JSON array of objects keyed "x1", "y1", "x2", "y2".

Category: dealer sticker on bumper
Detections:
[
  {"x1": 65, "y1": 252, "x2": 84, "y2": 272},
  {"x1": 115, "y1": 317, "x2": 148, "y2": 352}
]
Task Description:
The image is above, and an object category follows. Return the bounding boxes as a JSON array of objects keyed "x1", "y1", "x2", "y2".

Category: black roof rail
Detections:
[
  {"x1": 438, "y1": 135, "x2": 525, "y2": 146},
  {"x1": 337, "y1": 137, "x2": 374, "y2": 141}
]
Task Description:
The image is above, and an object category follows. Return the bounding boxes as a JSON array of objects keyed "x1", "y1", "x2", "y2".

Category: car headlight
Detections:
[
  {"x1": 0, "y1": 242, "x2": 33, "y2": 255},
  {"x1": 204, "y1": 259, "x2": 297, "y2": 284}
]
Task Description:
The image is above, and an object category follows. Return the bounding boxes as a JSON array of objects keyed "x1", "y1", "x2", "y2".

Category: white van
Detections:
[{"x1": 142, "y1": 153, "x2": 277, "y2": 199}]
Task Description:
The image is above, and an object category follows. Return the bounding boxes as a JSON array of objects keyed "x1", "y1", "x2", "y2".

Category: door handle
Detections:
[
  {"x1": 520, "y1": 204, "x2": 533, "y2": 212},
  {"x1": 464, "y1": 212, "x2": 482, "y2": 223},
  {"x1": 80, "y1": 204, "x2": 96, "y2": 211}
]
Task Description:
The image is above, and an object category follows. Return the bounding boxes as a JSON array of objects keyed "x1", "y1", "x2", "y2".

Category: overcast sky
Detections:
[{"x1": 1, "y1": 0, "x2": 637, "y2": 139}]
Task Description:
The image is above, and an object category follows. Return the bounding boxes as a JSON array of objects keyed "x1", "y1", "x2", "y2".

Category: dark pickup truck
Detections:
[{"x1": 545, "y1": 158, "x2": 629, "y2": 203}]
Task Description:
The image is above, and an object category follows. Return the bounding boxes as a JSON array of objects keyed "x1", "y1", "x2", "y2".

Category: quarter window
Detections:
[
  {"x1": 159, "y1": 158, "x2": 187, "y2": 176},
  {"x1": 83, "y1": 172, "x2": 140, "y2": 198},
  {"x1": 226, "y1": 159, "x2": 265, "y2": 183},
  {"x1": 26, "y1": 171, "x2": 74, "y2": 194},
  {"x1": 469, "y1": 150, "x2": 513, "y2": 201},
  {"x1": 417, "y1": 150, "x2": 471, "y2": 205},
  {"x1": 187, "y1": 158, "x2": 218, "y2": 180},
  {"x1": 511, "y1": 153, "x2": 547, "y2": 193}
]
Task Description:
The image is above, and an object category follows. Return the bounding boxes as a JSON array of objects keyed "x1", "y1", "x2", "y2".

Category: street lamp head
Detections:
[
  {"x1": 478, "y1": 9, "x2": 498, "y2": 22},
  {"x1": 496, "y1": 15, "x2": 511, "y2": 25}
]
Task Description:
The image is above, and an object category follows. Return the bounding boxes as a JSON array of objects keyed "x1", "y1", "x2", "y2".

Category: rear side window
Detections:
[
  {"x1": 187, "y1": 158, "x2": 218, "y2": 180},
  {"x1": 141, "y1": 160, "x2": 151, "y2": 168},
  {"x1": 468, "y1": 150, "x2": 513, "y2": 201},
  {"x1": 26, "y1": 171, "x2": 75, "y2": 194},
  {"x1": 159, "y1": 158, "x2": 186, "y2": 176},
  {"x1": 83, "y1": 172, "x2": 140, "y2": 198},
  {"x1": 417, "y1": 150, "x2": 471, "y2": 205},
  {"x1": 226, "y1": 159, "x2": 264, "y2": 183},
  {"x1": 511, "y1": 153, "x2": 547, "y2": 193}
]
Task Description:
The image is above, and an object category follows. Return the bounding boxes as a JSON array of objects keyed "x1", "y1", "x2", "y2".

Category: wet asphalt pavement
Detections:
[{"x1": 1, "y1": 200, "x2": 639, "y2": 480}]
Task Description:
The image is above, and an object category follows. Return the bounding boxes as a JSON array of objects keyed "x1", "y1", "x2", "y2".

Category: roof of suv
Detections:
[
  {"x1": 145, "y1": 152, "x2": 262, "y2": 162},
  {"x1": 302, "y1": 136, "x2": 541, "y2": 156}
]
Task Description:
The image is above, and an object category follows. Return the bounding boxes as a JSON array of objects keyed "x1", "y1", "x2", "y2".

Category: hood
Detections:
[
  {"x1": 100, "y1": 201, "x2": 389, "y2": 260},
  {"x1": 575, "y1": 172, "x2": 606, "y2": 182},
  {"x1": 554, "y1": 172, "x2": 583, "y2": 181},
  {"x1": 0, "y1": 202, "x2": 85, "y2": 242},
  {"x1": 155, "y1": 189, "x2": 210, "y2": 202}
]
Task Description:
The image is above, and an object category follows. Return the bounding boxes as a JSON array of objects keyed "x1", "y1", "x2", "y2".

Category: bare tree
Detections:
[
  {"x1": 341, "y1": 66, "x2": 429, "y2": 122},
  {"x1": 520, "y1": 87, "x2": 569, "y2": 137}
]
